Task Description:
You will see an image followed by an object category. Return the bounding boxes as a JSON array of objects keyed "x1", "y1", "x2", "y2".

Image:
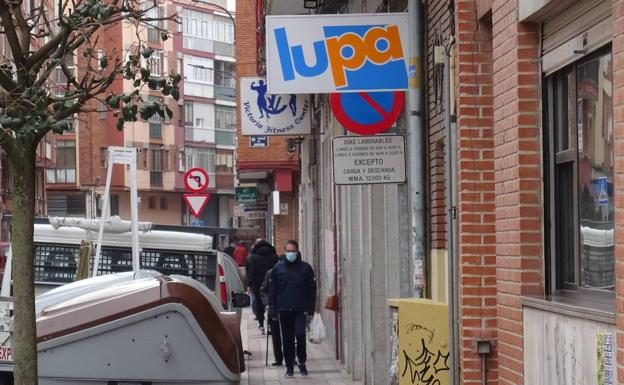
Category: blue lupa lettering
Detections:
[{"x1": 274, "y1": 27, "x2": 328, "y2": 81}]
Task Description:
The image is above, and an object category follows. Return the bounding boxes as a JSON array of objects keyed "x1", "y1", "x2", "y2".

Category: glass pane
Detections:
[{"x1": 577, "y1": 52, "x2": 614, "y2": 290}]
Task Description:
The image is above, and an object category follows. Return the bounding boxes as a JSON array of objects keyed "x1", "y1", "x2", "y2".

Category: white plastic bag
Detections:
[{"x1": 307, "y1": 313, "x2": 326, "y2": 344}]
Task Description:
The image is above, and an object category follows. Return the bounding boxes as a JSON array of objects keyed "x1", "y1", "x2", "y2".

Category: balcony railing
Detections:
[
  {"x1": 215, "y1": 130, "x2": 236, "y2": 146},
  {"x1": 185, "y1": 126, "x2": 216, "y2": 143},
  {"x1": 183, "y1": 36, "x2": 235, "y2": 57},
  {"x1": 214, "y1": 85, "x2": 235, "y2": 102}
]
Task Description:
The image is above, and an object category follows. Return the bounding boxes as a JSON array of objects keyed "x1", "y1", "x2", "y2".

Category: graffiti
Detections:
[
  {"x1": 401, "y1": 338, "x2": 449, "y2": 385},
  {"x1": 406, "y1": 323, "x2": 435, "y2": 344}
]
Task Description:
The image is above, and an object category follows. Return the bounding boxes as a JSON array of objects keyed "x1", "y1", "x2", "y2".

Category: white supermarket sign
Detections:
[
  {"x1": 240, "y1": 77, "x2": 311, "y2": 136},
  {"x1": 332, "y1": 135, "x2": 406, "y2": 185},
  {"x1": 266, "y1": 13, "x2": 410, "y2": 94}
]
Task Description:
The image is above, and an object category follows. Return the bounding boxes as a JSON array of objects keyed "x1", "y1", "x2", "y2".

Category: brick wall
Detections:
[
  {"x1": 613, "y1": 0, "x2": 624, "y2": 380},
  {"x1": 455, "y1": 1, "x2": 497, "y2": 384},
  {"x1": 426, "y1": 0, "x2": 452, "y2": 250},
  {"x1": 491, "y1": 1, "x2": 543, "y2": 384}
]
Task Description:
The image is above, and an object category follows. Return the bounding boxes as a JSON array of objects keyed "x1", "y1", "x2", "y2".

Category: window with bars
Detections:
[
  {"x1": 47, "y1": 140, "x2": 76, "y2": 184},
  {"x1": 184, "y1": 101, "x2": 194, "y2": 126},
  {"x1": 544, "y1": 48, "x2": 615, "y2": 297},
  {"x1": 149, "y1": 148, "x2": 164, "y2": 186}
]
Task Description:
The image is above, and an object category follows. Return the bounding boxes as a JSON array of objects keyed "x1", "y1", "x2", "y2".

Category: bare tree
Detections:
[{"x1": 0, "y1": 0, "x2": 179, "y2": 383}]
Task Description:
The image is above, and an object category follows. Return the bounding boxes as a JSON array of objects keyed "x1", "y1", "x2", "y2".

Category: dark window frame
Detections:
[{"x1": 544, "y1": 46, "x2": 615, "y2": 303}]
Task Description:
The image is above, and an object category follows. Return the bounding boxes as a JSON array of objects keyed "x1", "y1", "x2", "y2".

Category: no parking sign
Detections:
[{"x1": 330, "y1": 92, "x2": 405, "y2": 135}]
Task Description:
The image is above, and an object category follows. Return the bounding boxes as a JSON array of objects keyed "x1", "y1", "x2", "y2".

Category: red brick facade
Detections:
[
  {"x1": 455, "y1": 1, "x2": 498, "y2": 384},
  {"x1": 613, "y1": 0, "x2": 624, "y2": 380}
]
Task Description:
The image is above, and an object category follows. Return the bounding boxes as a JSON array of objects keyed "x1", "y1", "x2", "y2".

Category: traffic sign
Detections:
[
  {"x1": 184, "y1": 194, "x2": 211, "y2": 218},
  {"x1": 235, "y1": 187, "x2": 257, "y2": 203},
  {"x1": 184, "y1": 167, "x2": 209, "y2": 192},
  {"x1": 329, "y1": 91, "x2": 405, "y2": 135}
]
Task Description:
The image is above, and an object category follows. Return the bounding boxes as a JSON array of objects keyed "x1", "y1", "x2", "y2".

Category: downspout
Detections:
[
  {"x1": 408, "y1": 0, "x2": 425, "y2": 298},
  {"x1": 444, "y1": 44, "x2": 459, "y2": 385}
]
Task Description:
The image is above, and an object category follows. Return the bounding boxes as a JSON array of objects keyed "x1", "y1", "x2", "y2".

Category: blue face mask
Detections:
[{"x1": 285, "y1": 252, "x2": 297, "y2": 262}]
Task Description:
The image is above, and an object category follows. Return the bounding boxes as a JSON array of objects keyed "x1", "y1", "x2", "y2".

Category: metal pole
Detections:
[
  {"x1": 408, "y1": 0, "x2": 425, "y2": 297},
  {"x1": 93, "y1": 150, "x2": 114, "y2": 277},
  {"x1": 444, "y1": 49, "x2": 458, "y2": 385},
  {"x1": 130, "y1": 159, "x2": 140, "y2": 272}
]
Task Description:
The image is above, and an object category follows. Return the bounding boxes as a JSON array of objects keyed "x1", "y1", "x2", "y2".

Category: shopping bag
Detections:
[{"x1": 307, "y1": 313, "x2": 326, "y2": 344}]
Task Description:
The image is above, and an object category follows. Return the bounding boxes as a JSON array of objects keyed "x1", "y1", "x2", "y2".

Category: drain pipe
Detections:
[{"x1": 408, "y1": 0, "x2": 425, "y2": 298}]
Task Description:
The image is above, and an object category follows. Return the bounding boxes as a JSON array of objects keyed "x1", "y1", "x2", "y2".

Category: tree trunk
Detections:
[{"x1": 10, "y1": 148, "x2": 38, "y2": 385}]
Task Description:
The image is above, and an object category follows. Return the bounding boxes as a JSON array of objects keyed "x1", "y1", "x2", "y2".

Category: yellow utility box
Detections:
[{"x1": 388, "y1": 299, "x2": 449, "y2": 385}]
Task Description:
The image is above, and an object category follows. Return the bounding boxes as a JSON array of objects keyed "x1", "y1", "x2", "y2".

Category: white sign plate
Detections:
[
  {"x1": 332, "y1": 135, "x2": 406, "y2": 185},
  {"x1": 266, "y1": 13, "x2": 409, "y2": 94},
  {"x1": 240, "y1": 77, "x2": 311, "y2": 136}
]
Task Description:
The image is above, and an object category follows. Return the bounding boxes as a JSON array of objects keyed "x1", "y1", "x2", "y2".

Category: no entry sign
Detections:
[
  {"x1": 184, "y1": 167, "x2": 209, "y2": 192},
  {"x1": 183, "y1": 167, "x2": 211, "y2": 218},
  {"x1": 330, "y1": 92, "x2": 404, "y2": 135}
]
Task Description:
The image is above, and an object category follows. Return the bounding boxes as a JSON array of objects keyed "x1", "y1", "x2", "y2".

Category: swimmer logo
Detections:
[{"x1": 267, "y1": 14, "x2": 409, "y2": 94}]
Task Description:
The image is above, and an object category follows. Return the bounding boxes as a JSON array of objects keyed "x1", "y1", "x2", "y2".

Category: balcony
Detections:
[
  {"x1": 214, "y1": 85, "x2": 236, "y2": 102},
  {"x1": 215, "y1": 130, "x2": 236, "y2": 147},
  {"x1": 183, "y1": 36, "x2": 235, "y2": 57},
  {"x1": 185, "y1": 126, "x2": 216, "y2": 143}
]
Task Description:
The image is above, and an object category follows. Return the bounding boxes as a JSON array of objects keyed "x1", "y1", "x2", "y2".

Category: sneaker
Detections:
[
  {"x1": 299, "y1": 364, "x2": 308, "y2": 376},
  {"x1": 285, "y1": 367, "x2": 294, "y2": 378},
  {"x1": 271, "y1": 361, "x2": 283, "y2": 366}
]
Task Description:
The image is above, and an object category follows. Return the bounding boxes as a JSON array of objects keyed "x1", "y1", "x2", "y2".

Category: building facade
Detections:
[
  {"x1": 234, "y1": 0, "x2": 300, "y2": 248},
  {"x1": 45, "y1": 0, "x2": 237, "y2": 243},
  {"x1": 262, "y1": 0, "x2": 624, "y2": 384}
]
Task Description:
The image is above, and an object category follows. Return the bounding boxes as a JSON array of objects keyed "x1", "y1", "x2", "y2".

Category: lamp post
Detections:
[{"x1": 190, "y1": 0, "x2": 235, "y2": 42}]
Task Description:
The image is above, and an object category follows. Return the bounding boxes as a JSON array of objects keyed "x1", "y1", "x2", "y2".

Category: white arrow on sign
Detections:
[{"x1": 183, "y1": 193, "x2": 211, "y2": 218}]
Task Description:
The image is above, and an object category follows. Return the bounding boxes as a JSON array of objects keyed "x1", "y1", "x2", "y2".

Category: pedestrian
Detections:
[
  {"x1": 232, "y1": 240, "x2": 248, "y2": 275},
  {"x1": 223, "y1": 237, "x2": 237, "y2": 258},
  {"x1": 246, "y1": 239, "x2": 279, "y2": 333},
  {"x1": 260, "y1": 267, "x2": 283, "y2": 366},
  {"x1": 268, "y1": 240, "x2": 316, "y2": 378}
]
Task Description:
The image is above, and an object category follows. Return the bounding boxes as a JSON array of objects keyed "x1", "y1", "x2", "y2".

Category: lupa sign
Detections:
[
  {"x1": 266, "y1": 13, "x2": 409, "y2": 94},
  {"x1": 240, "y1": 77, "x2": 311, "y2": 136}
]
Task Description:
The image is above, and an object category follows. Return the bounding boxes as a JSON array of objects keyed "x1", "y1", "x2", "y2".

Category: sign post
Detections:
[
  {"x1": 94, "y1": 147, "x2": 140, "y2": 276},
  {"x1": 183, "y1": 167, "x2": 211, "y2": 218}
]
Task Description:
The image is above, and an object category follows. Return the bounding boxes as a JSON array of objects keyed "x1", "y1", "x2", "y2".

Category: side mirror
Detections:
[{"x1": 231, "y1": 292, "x2": 251, "y2": 308}]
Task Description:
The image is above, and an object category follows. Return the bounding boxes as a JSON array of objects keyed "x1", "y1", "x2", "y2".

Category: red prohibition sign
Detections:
[
  {"x1": 329, "y1": 91, "x2": 405, "y2": 135},
  {"x1": 184, "y1": 167, "x2": 210, "y2": 192}
]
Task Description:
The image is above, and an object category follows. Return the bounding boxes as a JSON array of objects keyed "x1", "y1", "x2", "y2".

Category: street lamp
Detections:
[{"x1": 190, "y1": 0, "x2": 235, "y2": 42}]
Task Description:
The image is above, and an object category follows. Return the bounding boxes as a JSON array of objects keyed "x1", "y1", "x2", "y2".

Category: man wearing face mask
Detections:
[{"x1": 268, "y1": 240, "x2": 316, "y2": 378}]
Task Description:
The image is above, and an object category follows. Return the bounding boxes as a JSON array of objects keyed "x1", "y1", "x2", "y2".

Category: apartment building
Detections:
[{"x1": 45, "y1": 0, "x2": 237, "y2": 235}]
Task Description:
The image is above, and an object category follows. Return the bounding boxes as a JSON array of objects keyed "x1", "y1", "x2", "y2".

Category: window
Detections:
[
  {"x1": 96, "y1": 194, "x2": 119, "y2": 217},
  {"x1": 98, "y1": 100, "x2": 107, "y2": 120},
  {"x1": 100, "y1": 147, "x2": 108, "y2": 168},
  {"x1": 160, "y1": 197, "x2": 168, "y2": 210},
  {"x1": 216, "y1": 106, "x2": 235, "y2": 129},
  {"x1": 148, "y1": 196, "x2": 156, "y2": 209},
  {"x1": 47, "y1": 140, "x2": 76, "y2": 184},
  {"x1": 185, "y1": 148, "x2": 215, "y2": 174},
  {"x1": 149, "y1": 148, "x2": 163, "y2": 186},
  {"x1": 545, "y1": 49, "x2": 614, "y2": 295},
  {"x1": 184, "y1": 101, "x2": 194, "y2": 126},
  {"x1": 147, "y1": 96, "x2": 163, "y2": 139},
  {"x1": 146, "y1": 4, "x2": 166, "y2": 43},
  {"x1": 47, "y1": 194, "x2": 86, "y2": 217},
  {"x1": 215, "y1": 152, "x2": 233, "y2": 173}
]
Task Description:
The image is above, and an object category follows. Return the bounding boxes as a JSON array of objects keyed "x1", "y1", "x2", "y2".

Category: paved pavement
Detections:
[{"x1": 239, "y1": 309, "x2": 362, "y2": 385}]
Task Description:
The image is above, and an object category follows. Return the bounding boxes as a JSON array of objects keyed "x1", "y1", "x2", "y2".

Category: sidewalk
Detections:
[{"x1": 239, "y1": 309, "x2": 362, "y2": 385}]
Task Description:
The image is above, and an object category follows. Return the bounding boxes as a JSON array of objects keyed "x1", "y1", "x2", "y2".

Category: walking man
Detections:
[
  {"x1": 246, "y1": 240, "x2": 278, "y2": 333},
  {"x1": 268, "y1": 240, "x2": 316, "y2": 378}
]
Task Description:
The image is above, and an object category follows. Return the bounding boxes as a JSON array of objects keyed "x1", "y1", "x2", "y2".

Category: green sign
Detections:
[{"x1": 236, "y1": 187, "x2": 257, "y2": 203}]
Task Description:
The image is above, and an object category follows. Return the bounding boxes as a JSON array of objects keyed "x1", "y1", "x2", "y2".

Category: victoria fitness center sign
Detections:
[{"x1": 240, "y1": 77, "x2": 311, "y2": 136}]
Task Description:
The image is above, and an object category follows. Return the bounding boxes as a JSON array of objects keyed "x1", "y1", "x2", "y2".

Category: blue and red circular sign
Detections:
[{"x1": 329, "y1": 91, "x2": 405, "y2": 135}]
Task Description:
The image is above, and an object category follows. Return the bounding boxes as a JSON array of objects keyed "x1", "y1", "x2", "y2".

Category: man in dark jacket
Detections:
[
  {"x1": 268, "y1": 240, "x2": 316, "y2": 378},
  {"x1": 246, "y1": 240, "x2": 279, "y2": 331}
]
